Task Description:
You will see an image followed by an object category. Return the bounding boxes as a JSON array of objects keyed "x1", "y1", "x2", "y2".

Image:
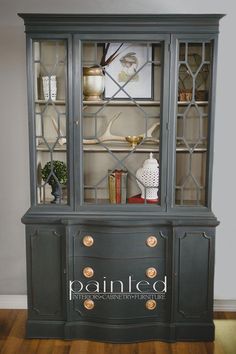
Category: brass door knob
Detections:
[
  {"x1": 146, "y1": 299, "x2": 157, "y2": 310},
  {"x1": 146, "y1": 235, "x2": 158, "y2": 247},
  {"x1": 146, "y1": 267, "x2": 157, "y2": 278},
  {"x1": 82, "y1": 235, "x2": 94, "y2": 247},
  {"x1": 83, "y1": 267, "x2": 94, "y2": 278},
  {"x1": 83, "y1": 299, "x2": 94, "y2": 310}
]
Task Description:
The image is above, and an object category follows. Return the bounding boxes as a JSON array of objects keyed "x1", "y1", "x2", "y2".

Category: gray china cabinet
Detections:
[{"x1": 19, "y1": 14, "x2": 223, "y2": 342}]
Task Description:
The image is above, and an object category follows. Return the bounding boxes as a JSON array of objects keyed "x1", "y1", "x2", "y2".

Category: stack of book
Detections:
[{"x1": 108, "y1": 169, "x2": 128, "y2": 204}]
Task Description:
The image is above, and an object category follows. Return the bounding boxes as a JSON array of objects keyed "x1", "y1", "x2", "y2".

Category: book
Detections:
[
  {"x1": 108, "y1": 169, "x2": 128, "y2": 204},
  {"x1": 115, "y1": 170, "x2": 121, "y2": 203},
  {"x1": 108, "y1": 171, "x2": 116, "y2": 204},
  {"x1": 121, "y1": 170, "x2": 128, "y2": 204}
]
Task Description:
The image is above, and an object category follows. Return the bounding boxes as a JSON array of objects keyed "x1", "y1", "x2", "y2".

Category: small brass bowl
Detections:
[{"x1": 125, "y1": 135, "x2": 143, "y2": 148}]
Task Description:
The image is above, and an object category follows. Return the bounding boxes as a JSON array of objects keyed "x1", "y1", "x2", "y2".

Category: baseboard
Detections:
[
  {"x1": 0, "y1": 296, "x2": 236, "y2": 311},
  {"x1": 0, "y1": 295, "x2": 27, "y2": 309},
  {"x1": 214, "y1": 299, "x2": 236, "y2": 312}
]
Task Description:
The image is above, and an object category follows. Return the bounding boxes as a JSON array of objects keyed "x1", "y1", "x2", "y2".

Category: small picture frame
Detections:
[{"x1": 104, "y1": 43, "x2": 153, "y2": 100}]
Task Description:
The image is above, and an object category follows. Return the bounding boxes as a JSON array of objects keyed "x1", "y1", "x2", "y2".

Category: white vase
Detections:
[
  {"x1": 42, "y1": 75, "x2": 57, "y2": 101},
  {"x1": 136, "y1": 153, "x2": 159, "y2": 200}
]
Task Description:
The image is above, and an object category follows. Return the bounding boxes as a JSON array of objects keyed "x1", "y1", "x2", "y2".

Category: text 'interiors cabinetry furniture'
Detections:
[{"x1": 19, "y1": 13, "x2": 224, "y2": 342}]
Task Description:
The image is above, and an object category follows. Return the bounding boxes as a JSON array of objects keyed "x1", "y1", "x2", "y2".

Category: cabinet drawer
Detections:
[
  {"x1": 70, "y1": 226, "x2": 169, "y2": 259},
  {"x1": 70, "y1": 257, "x2": 168, "y2": 321}
]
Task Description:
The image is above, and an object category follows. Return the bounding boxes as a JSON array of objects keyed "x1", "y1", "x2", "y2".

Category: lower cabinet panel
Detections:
[
  {"x1": 174, "y1": 227, "x2": 215, "y2": 321},
  {"x1": 26, "y1": 225, "x2": 65, "y2": 320},
  {"x1": 24, "y1": 222, "x2": 216, "y2": 342}
]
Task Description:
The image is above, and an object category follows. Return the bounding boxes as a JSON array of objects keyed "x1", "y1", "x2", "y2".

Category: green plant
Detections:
[{"x1": 41, "y1": 160, "x2": 67, "y2": 186}]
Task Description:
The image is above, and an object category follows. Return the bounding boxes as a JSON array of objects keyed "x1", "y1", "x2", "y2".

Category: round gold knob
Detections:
[
  {"x1": 146, "y1": 236, "x2": 158, "y2": 248},
  {"x1": 82, "y1": 235, "x2": 94, "y2": 247},
  {"x1": 146, "y1": 299, "x2": 157, "y2": 310},
  {"x1": 146, "y1": 267, "x2": 157, "y2": 278},
  {"x1": 83, "y1": 299, "x2": 94, "y2": 310},
  {"x1": 83, "y1": 267, "x2": 94, "y2": 278}
]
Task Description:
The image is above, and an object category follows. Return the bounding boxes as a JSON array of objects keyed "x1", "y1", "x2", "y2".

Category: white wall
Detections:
[{"x1": 0, "y1": 0, "x2": 235, "y2": 299}]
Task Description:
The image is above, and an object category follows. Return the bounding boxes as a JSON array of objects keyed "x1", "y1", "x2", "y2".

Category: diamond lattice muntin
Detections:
[
  {"x1": 175, "y1": 42, "x2": 212, "y2": 206},
  {"x1": 82, "y1": 42, "x2": 162, "y2": 205},
  {"x1": 34, "y1": 40, "x2": 68, "y2": 205}
]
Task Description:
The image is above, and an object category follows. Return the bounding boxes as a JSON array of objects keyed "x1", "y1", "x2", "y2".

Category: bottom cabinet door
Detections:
[
  {"x1": 174, "y1": 227, "x2": 215, "y2": 321},
  {"x1": 26, "y1": 225, "x2": 65, "y2": 320}
]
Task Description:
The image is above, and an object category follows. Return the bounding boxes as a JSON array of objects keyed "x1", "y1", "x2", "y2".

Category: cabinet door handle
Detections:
[
  {"x1": 82, "y1": 235, "x2": 94, "y2": 247},
  {"x1": 146, "y1": 236, "x2": 158, "y2": 247},
  {"x1": 146, "y1": 299, "x2": 157, "y2": 310},
  {"x1": 146, "y1": 267, "x2": 157, "y2": 278},
  {"x1": 83, "y1": 267, "x2": 94, "y2": 278},
  {"x1": 84, "y1": 299, "x2": 95, "y2": 310}
]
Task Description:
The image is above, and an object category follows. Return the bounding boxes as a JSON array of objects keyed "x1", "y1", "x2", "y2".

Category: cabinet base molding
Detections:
[{"x1": 26, "y1": 320, "x2": 215, "y2": 342}]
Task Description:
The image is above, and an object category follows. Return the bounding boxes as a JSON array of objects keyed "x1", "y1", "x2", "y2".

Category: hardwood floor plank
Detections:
[
  {"x1": 0, "y1": 310, "x2": 236, "y2": 354},
  {"x1": 0, "y1": 310, "x2": 18, "y2": 351},
  {"x1": 215, "y1": 319, "x2": 236, "y2": 354},
  {"x1": 16, "y1": 338, "x2": 40, "y2": 354},
  {"x1": 52, "y1": 340, "x2": 71, "y2": 354},
  {"x1": 68, "y1": 340, "x2": 89, "y2": 354},
  {"x1": 0, "y1": 310, "x2": 26, "y2": 354},
  {"x1": 35, "y1": 339, "x2": 55, "y2": 354}
]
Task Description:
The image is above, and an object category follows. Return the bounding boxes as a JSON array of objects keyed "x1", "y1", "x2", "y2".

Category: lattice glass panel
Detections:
[
  {"x1": 175, "y1": 41, "x2": 212, "y2": 206},
  {"x1": 33, "y1": 40, "x2": 68, "y2": 204},
  {"x1": 82, "y1": 41, "x2": 163, "y2": 205}
]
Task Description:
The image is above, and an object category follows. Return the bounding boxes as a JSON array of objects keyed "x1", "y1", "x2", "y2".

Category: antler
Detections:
[
  {"x1": 83, "y1": 114, "x2": 160, "y2": 145},
  {"x1": 83, "y1": 113, "x2": 125, "y2": 145}
]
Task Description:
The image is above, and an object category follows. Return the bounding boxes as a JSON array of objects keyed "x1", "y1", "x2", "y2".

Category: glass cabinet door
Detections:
[
  {"x1": 175, "y1": 40, "x2": 213, "y2": 206},
  {"x1": 81, "y1": 41, "x2": 164, "y2": 205},
  {"x1": 33, "y1": 40, "x2": 68, "y2": 205}
]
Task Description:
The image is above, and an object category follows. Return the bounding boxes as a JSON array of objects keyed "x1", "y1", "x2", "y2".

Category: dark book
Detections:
[{"x1": 115, "y1": 170, "x2": 121, "y2": 204}]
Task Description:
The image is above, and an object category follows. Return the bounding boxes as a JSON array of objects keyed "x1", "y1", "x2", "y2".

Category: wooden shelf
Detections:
[
  {"x1": 178, "y1": 101, "x2": 208, "y2": 106},
  {"x1": 35, "y1": 100, "x2": 66, "y2": 105},
  {"x1": 34, "y1": 99, "x2": 208, "y2": 107},
  {"x1": 36, "y1": 142, "x2": 207, "y2": 153},
  {"x1": 83, "y1": 100, "x2": 161, "y2": 106},
  {"x1": 83, "y1": 143, "x2": 160, "y2": 152},
  {"x1": 36, "y1": 143, "x2": 66, "y2": 151},
  {"x1": 83, "y1": 100, "x2": 208, "y2": 106}
]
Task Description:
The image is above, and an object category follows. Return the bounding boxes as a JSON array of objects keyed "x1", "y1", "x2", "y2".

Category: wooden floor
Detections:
[{"x1": 0, "y1": 311, "x2": 236, "y2": 354}]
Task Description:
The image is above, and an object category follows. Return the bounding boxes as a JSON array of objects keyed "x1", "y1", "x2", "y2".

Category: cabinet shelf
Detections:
[
  {"x1": 178, "y1": 101, "x2": 208, "y2": 106},
  {"x1": 35, "y1": 100, "x2": 66, "y2": 105},
  {"x1": 83, "y1": 100, "x2": 161, "y2": 106},
  {"x1": 35, "y1": 99, "x2": 208, "y2": 107},
  {"x1": 83, "y1": 100, "x2": 208, "y2": 106},
  {"x1": 36, "y1": 142, "x2": 207, "y2": 153}
]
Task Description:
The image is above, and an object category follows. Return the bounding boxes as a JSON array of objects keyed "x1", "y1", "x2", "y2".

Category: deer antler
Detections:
[
  {"x1": 83, "y1": 113, "x2": 160, "y2": 145},
  {"x1": 83, "y1": 113, "x2": 125, "y2": 145}
]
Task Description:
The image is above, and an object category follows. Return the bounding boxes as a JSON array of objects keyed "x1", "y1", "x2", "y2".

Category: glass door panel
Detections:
[
  {"x1": 33, "y1": 40, "x2": 68, "y2": 204},
  {"x1": 82, "y1": 41, "x2": 163, "y2": 205},
  {"x1": 175, "y1": 41, "x2": 212, "y2": 206}
]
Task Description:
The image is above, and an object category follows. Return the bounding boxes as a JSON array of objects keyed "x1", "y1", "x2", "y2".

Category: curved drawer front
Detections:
[
  {"x1": 70, "y1": 226, "x2": 169, "y2": 259},
  {"x1": 70, "y1": 257, "x2": 168, "y2": 321}
]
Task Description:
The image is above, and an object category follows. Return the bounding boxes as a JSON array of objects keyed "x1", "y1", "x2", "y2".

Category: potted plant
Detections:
[
  {"x1": 41, "y1": 160, "x2": 67, "y2": 203},
  {"x1": 83, "y1": 43, "x2": 123, "y2": 101}
]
